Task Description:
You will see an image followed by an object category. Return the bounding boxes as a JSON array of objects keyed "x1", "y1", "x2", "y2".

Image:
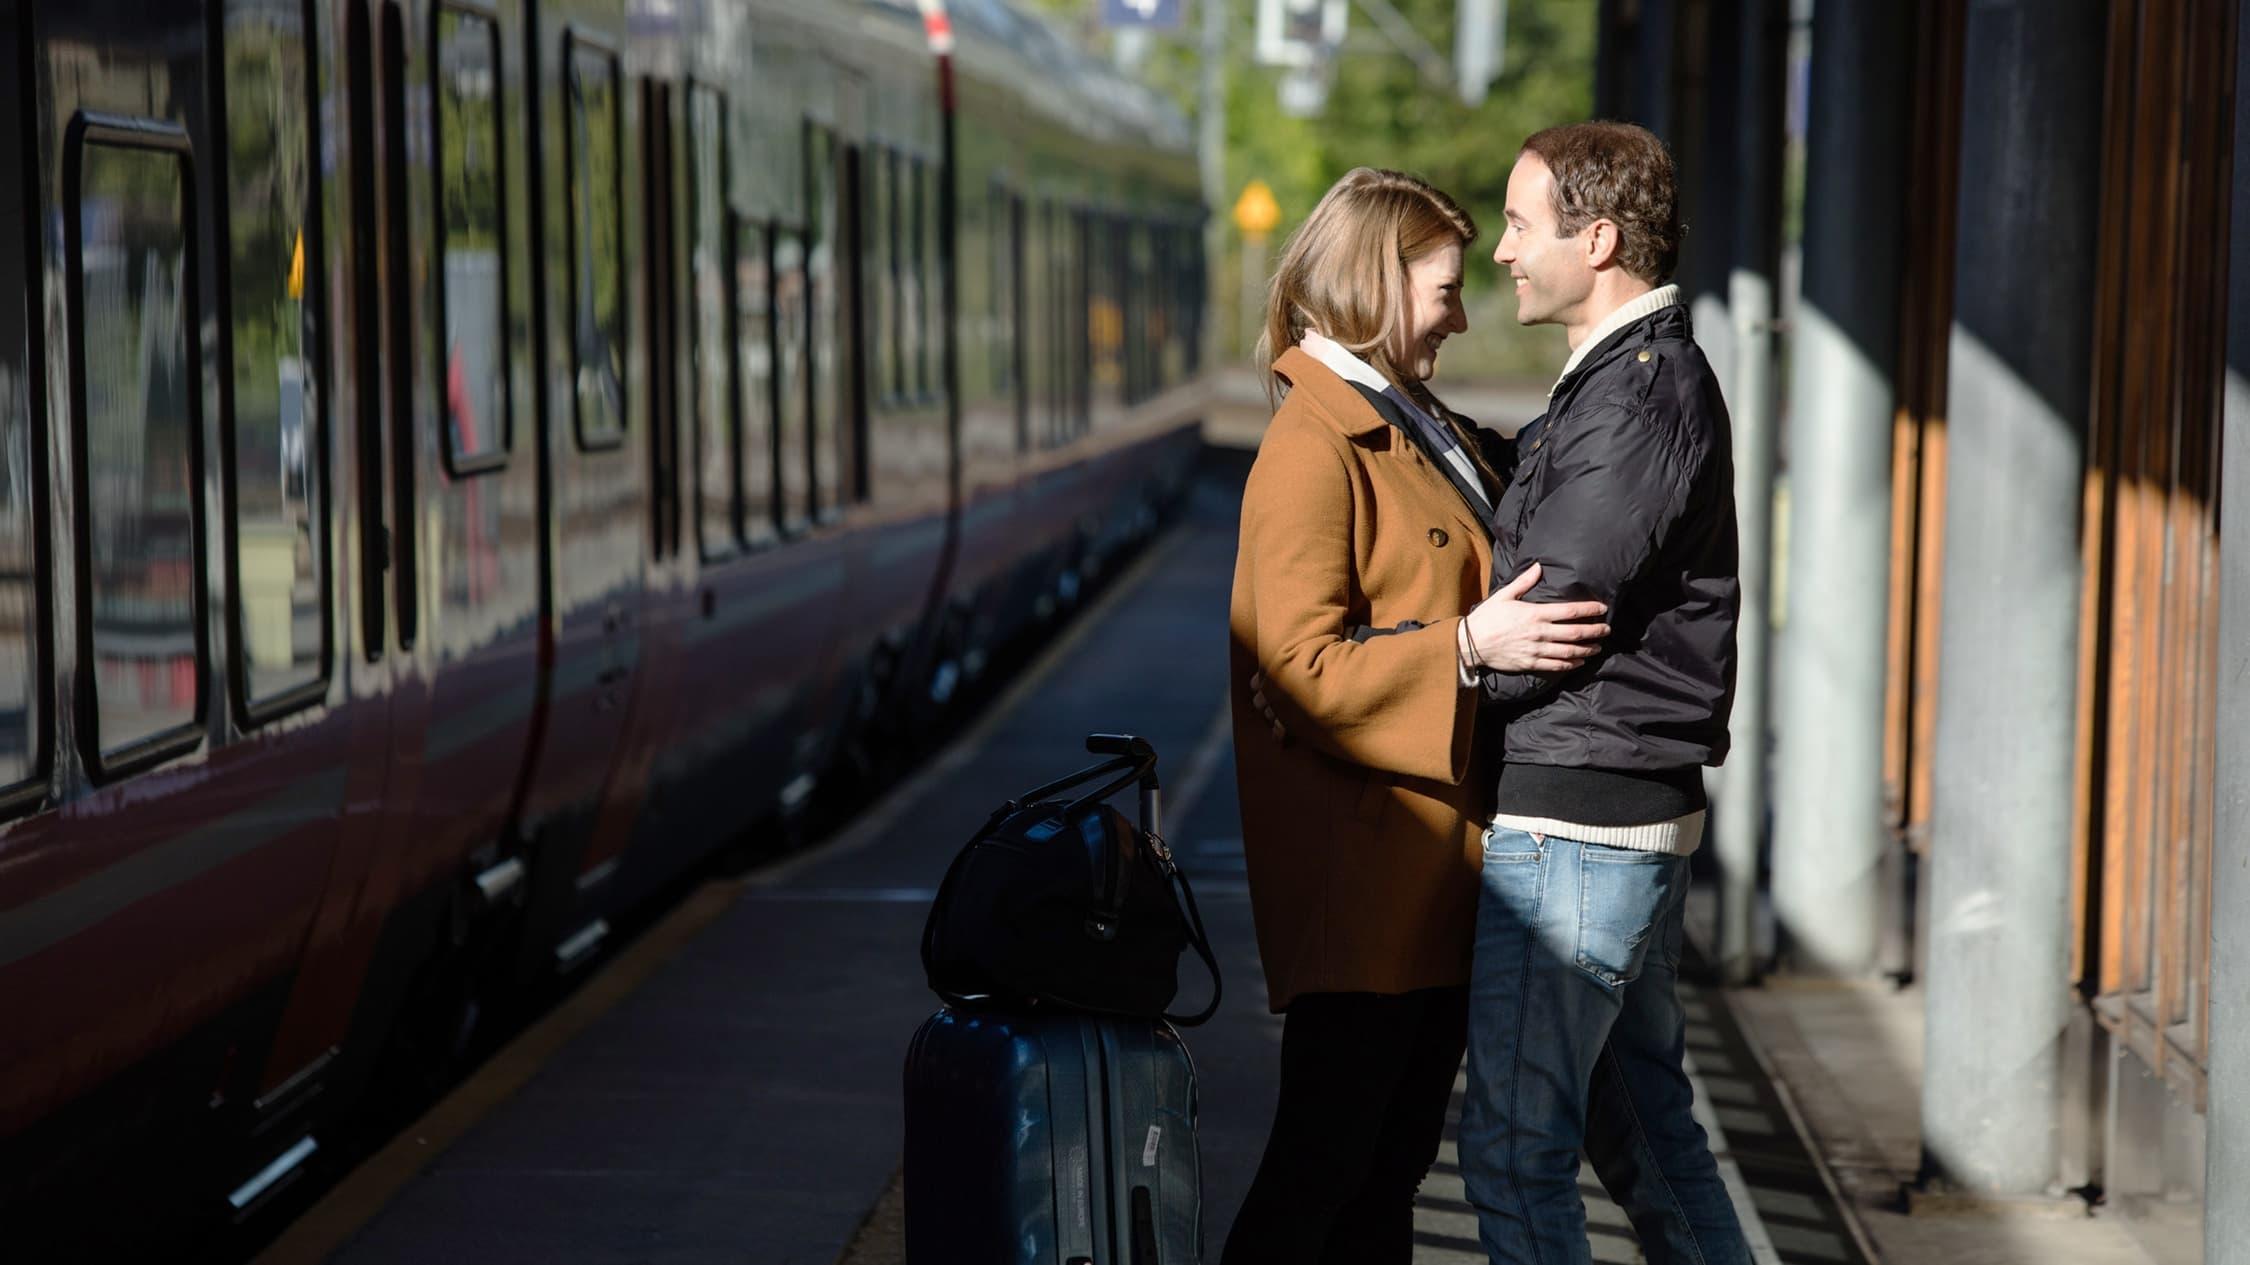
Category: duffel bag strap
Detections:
[{"x1": 1151, "y1": 835, "x2": 1224, "y2": 1027}]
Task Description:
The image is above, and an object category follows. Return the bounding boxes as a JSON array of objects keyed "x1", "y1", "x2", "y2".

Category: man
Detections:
[{"x1": 1458, "y1": 122, "x2": 1749, "y2": 1264}]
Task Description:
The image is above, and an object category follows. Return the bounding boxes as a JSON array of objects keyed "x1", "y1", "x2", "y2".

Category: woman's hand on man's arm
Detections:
[{"x1": 1458, "y1": 563, "x2": 1609, "y2": 676}]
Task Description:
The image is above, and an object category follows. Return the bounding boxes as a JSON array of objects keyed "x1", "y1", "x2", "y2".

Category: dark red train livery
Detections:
[{"x1": 0, "y1": 0, "x2": 1207, "y2": 1242}]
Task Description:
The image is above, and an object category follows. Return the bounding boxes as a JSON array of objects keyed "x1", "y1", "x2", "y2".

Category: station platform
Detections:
[{"x1": 258, "y1": 454, "x2": 1872, "y2": 1265}]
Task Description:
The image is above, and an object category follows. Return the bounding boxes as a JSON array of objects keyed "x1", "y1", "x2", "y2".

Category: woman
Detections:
[{"x1": 1223, "y1": 168, "x2": 1608, "y2": 1264}]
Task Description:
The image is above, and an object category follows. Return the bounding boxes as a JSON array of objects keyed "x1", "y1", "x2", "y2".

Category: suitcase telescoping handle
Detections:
[
  {"x1": 1085, "y1": 736, "x2": 1222, "y2": 1029},
  {"x1": 1085, "y1": 733, "x2": 1160, "y2": 841}
]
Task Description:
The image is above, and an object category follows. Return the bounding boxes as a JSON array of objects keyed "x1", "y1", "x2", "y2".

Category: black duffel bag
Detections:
[{"x1": 921, "y1": 734, "x2": 1221, "y2": 1026}]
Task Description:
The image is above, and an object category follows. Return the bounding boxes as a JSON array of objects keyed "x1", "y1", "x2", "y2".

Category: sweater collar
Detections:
[
  {"x1": 1272, "y1": 347, "x2": 1391, "y2": 437},
  {"x1": 1550, "y1": 283, "x2": 1681, "y2": 398},
  {"x1": 1298, "y1": 329, "x2": 1395, "y2": 395}
]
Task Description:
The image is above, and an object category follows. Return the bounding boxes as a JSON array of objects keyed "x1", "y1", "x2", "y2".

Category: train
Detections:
[{"x1": 0, "y1": 0, "x2": 1208, "y2": 1253}]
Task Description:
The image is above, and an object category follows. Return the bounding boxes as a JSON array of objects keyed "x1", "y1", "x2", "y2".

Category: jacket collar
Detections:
[
  {"x1": 1549, "y1": 285, "x2": 1686, "y2": 400},
  {"x1": 1273, "y1": 346, "x2": 1391, "y2": 437}
]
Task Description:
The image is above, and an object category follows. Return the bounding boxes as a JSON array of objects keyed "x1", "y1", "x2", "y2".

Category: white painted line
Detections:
[
  {"x1": 746, "y1": 886, "x2": 940, "y2": 903},
  {"x1": 1684, "y1": 1042, "x2": 1785, "y2": 1265},
  {"x1": 1717, "y1": 985, "x2": 1888, "y2": 1265},
  {"x1": 1160, "y1": 701, "x2": 1234, "y2": 847}
]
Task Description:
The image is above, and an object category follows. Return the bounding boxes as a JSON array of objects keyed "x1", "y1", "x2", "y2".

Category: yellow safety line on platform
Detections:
[
  {"x1": 252, "y1": 522, "x2": 1192, "y2": 1265},
  {"x1": 249, "y1": 878, "x2": 746, "y2": 1265}
]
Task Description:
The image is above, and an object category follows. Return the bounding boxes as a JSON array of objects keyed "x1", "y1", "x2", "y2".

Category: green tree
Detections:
[{"x1": 1019, "y1": 0, "x2": 1592, "y2": 378}]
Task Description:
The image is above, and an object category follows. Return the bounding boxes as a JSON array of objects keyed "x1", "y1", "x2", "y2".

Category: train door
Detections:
[
  {"x1": 348, "y1": 0, "x2": 549, "y2": 1057},
  {"x1": 245, "y1": 0, "x2": 429, "y2": 1154},
  {"x1": 510, "y1": 4, "x2": 648, "y2": 970},
  {"x1": 781, "y1": 81, "x2": 883, "y2": 807},
  {"x1": 2, "y1": 0, "x2": 362, "y2": 1231}
]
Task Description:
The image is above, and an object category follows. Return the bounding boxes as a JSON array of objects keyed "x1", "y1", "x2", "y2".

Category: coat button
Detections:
[
  {"x1": 1637, "y1": 350, "x2": 1652, "y2": 363},
  {"x1": 1428, "y1": 528, "x2": 1449, "y2": 548}
]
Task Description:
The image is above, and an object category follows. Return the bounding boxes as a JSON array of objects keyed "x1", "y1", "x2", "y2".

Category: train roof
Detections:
[{"x1": 864, "y1": 0, "x2": 1194, "y2": 156}]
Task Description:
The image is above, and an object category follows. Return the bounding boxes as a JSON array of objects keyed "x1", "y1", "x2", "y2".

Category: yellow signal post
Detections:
[
  {"x1": 1233, "y1": 180, "x2": 1281, "y2": 356},
  {"x1": 1233, "y1": 179, "x2": 1280, "y2": 242}
]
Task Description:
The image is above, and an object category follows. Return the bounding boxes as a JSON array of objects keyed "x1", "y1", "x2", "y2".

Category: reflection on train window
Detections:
[
  {"x1": 804, "y1": 123, "x2": 845, "y2": 514},
  {"x1": 566, "y1": 37, "x2": 626, "y2": 450},
  {"x1": 773, "y1": 227, "x2": 812, "y2": 530},
  {"x1": 900, "y1": 156, "x2": 923, "y2": 401},
  {"x1": 1068, "y1": 208, "x2": 1089, "y2": 439},
  {"x1": 689, "y1": 83, "x2": 735, "y2": 561},
  {"x1": 868, "y1": 147, "x2": 895, "y2": 402},
  {"x1": 919, "y1": 158, "x2": 940, "y2": 399},
  {"x1": 225, "y1": 0, "x2": 327, "y2": 707},
  {"x1": 1090, "y1": 214, "x2": 1123, "y2": 407},
  {"x1": 74, "y1": 141, "x2": 203, "y2": 757},
  {"x1": 736, "y1": 221, "x2": 777, "y2": 546},
  {"x1": 1024, "y1": 198, "x2": 1047, "y2": 450},
  {"x1": 0, "y1": 281, "x2": 33, "y2": 785},
  {"x1": 1043, "y1": 201, "x2": 1062, "y2": 448},
  {"x1": 988, "y1": 184, "x2": 1017, "y2": 408},
  {"x1": 436, "y1": 6, "x2": 508, "y2": 472}
]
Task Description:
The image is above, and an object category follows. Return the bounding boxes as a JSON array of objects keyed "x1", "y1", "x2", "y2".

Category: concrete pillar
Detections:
[
  {"x1": 2205, "y1": 0, "x2": 2250, "y2": 1251},
  {"x1": 1769, "y1": 0, "x2": 1914, "y2": 975},
  {"x1": 1714, "y1": 0, "x2": 1788, "y2": 987},
  {"x1": 1918, "y1": 0, "x2": 2107, "y2": 1196}
]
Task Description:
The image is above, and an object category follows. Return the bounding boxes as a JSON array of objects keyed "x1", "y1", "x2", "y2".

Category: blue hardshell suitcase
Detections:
[{"x1": 903, "y1": 1007, "x2": 1202, "y2": 1264}]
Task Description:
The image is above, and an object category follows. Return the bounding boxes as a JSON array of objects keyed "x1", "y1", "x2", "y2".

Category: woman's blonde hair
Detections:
[{"x1": 1256, "y1": 168, "x2": 1497, "y2": 485}]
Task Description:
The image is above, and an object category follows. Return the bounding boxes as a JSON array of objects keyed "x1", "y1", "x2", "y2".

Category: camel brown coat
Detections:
[{"x1": 1229, "y1": 347, "x2": 1496, "y2": 1012}]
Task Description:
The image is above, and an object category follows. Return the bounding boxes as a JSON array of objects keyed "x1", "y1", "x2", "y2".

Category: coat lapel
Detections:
[
  {"x1": 1352, "y1": 385, "x2": 1496, "y2": 544},
  {"x1": 1273, "y1": 347, "x2": 1494, "y2": 582}
]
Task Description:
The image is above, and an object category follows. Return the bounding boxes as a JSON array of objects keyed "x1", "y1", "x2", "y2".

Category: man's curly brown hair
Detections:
[{"x1": 1520, "y1": 121, "x2": 1680, "y2": 285}]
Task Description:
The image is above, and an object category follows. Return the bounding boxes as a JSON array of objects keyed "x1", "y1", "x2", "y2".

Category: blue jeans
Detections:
[{"x1": 1458, "y1": 827, "x2": 1751, "y2": 1265}]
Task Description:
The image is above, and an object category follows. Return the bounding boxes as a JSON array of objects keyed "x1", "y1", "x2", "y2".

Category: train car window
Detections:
[
  {"x1": 67, "y1": 127, "x2": 206, "y2": 771},
  {"x1": 382, "y1": 3, "x2": 420, "y2": 646},
  {"x1": 1118, "y1": 217, "x2": 1138, "y2": 406},
  {"x1": 804, "y1": 122, "x2": 846, "y2": 515},
  {"x1": 901, "y1": 157, "x2": 925, "y2": 400},
  {"x1": 1079, "y1": 213, "x2": 1094, "y2": 434},
  {"x1": 1090, "y1": 213, "x2": 1121, "y2": 414},
  {"x1": 1185, "y1": 222, "x2": 1206, "y2": 378},
  {"x1": 566, "y1": 37, "x2": 626, "y2": 451},
  {"x1": 689, "y1": 83, "x2": 735, "y2": 561},
  {"x1": 773, "y1": 227, "x2": 812, "y2": 531},
  {"x1": 986, "y1": 182, "x2": 1015, "y2": 401},
  {"x1": 223, "y1": 0, "x2": 329, "y2": 712},
  {"x1": 922, "y1": 160, "x2": 942, "y2": 401},
  {"x1": 344, "y1": 1, "x2": 384, "y2": 661},
  {"x1": 643, "y1": 78, "x2": 680, "y2": 557},
  {"x1": 867, "y1": 147, "x2": 895, "y2": 403},
  {"x1": 435, "y1": 5, "x2": 510, "y2": 474},
  {"x1": 1061, "y1": 205, "x2": 1080, "y2": 442},
  {"x1": 1037, "y1": 200, "x2": 1056, "y2": 449},
  {"x1": 735, "y1": 219, "x2": 777, "y2": 546},
  {"x1": 1050, "y1": 202, "x2": 1071, "y2": 445},
  {"x1": 0, "y1": 32, "x2": 42, "y2": 796}
]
